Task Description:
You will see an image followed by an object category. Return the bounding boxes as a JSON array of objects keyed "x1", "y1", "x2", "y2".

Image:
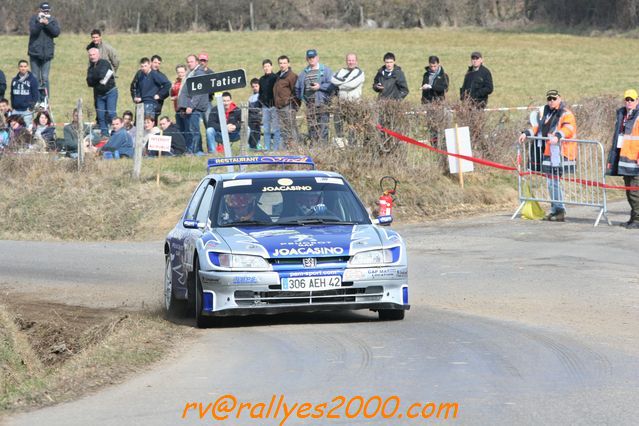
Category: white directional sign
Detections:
[{"x1": 148, "y1": 135, "x2": 172, "y2": 152}]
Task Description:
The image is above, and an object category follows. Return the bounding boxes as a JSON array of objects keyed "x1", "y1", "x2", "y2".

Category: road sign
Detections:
[{"x1": 186, "y1": 69, "x2": 247, "y2": 95}]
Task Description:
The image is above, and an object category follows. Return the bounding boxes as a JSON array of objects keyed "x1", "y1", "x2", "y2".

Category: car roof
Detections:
[{"x1": 207, "y1": 169, "x2": 345, "y2": 181}]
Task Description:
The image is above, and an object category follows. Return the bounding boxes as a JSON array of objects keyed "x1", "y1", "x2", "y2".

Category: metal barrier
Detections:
[{"x1": 512, "y1": 136, "x2": 612, "y2": 226}]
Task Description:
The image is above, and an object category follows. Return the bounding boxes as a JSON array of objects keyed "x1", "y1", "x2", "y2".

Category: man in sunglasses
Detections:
[
  {"x1": 519, "y1": 89, "x2": 577, "y2": 222},
  {"x1": 606, "y1": 89, "x2": 639, "y2": 229}
]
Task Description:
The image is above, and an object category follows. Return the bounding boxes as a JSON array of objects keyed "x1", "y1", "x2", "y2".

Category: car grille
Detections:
[
  {"x1": 269, "y1": 256, "x2": 350, "y2": 265},
  {"x1": 234, "y1": 286, "x2": 384, "y2": 306}
]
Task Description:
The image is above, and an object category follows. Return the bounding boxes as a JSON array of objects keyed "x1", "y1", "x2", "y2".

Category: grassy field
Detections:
[{"x1": 1, "y1": 28, "x2": 639, "y2": 122}]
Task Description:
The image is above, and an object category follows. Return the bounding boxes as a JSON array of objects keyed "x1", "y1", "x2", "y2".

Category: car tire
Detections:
[
  {"x1": 193, "y1": 261, "x2": 209, "y2": 328},
  {"x1": 378, "y1": 309, "x2": 405, "y2": 321},
  {"x1": 164, "y1": 255, "x2": 186, "y2": 317}
]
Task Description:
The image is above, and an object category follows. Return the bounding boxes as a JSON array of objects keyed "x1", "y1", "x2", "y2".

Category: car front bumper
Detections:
[{"x1": 198, "y1": 267, "x2": 409, "y2": 317}]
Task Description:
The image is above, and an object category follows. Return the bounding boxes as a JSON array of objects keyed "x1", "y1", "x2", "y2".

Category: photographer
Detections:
[{"x1": 28, "y1": 2, "x2": 61, "y2": 102}]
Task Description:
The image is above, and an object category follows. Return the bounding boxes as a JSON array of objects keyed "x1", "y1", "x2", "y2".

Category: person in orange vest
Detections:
[
  {"x1": 519, "y1": 89, "x2": 577, "y2": 222},
  {"x1": 607, "y1": 89, "x2": 639, "y2": 229}
]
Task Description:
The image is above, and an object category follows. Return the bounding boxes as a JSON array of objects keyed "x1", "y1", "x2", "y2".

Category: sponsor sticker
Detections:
[
  {"x1": 277, "y1": 178, "x2": 293, "y2": 186},
  {"x1": 223, "y1": 179, "x2": 252, "y2": 188},
  {"x1": 315, "y1": 177, "x2": 344, "y2": 185},
  {"x1": 262, "y1": 185, "x2": 313, "y2": 192},
  {"x1": 273, "y1": 246, "x2": 345, "y2": 256}
]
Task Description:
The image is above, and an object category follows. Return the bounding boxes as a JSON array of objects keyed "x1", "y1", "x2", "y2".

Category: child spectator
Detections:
[{"x1": 31, "y1": 110, "x2": 56, "y2": 150}]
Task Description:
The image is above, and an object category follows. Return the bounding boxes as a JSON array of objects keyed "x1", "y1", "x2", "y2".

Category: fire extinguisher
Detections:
[{"x1": 378, "y1": 176, "x2": 398, "y2": 219}]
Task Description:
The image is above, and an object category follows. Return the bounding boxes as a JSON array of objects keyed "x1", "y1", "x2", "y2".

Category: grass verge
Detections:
[{"x1": 0, "y1": 298, "x2": 186, "y2": 413}]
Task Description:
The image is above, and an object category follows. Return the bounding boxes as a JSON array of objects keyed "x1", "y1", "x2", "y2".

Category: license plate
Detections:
[{"x1": 281, "y1": 276, "x2": 342, "y2": 291}]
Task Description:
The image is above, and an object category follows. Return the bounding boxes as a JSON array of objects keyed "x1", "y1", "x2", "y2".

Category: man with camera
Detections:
[{"x1": 28, "y1": 2, "x2": 60, "y2": 102}]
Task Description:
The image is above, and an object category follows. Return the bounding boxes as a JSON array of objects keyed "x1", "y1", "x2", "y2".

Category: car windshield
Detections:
[{"x1": 212, "y1": 176, "x2": 371, "y2": 227}]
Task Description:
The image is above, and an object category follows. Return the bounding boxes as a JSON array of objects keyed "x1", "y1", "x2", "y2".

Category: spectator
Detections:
[
  {"x1": 273, "y1": 55, "x2": 299, "y2": 148},
  {"x1": 158, "y1": 115, "x2": 187, "y2": 156},
  {"x1": 102, "y1": 116, "x2": 133, "y2": 158},
  {"x1": 460, "y1": 51, "x2": 493, "y2": 108},
  {"x1": 86, "y1": 29, "x2": 119, "y2": 74},
  {"x1": 28, "y1": 2, "x2": 60, "y2": 101},
  {"x1": 86, "y1": 47, "x2": 117, "y2": 138},
  {"x1": 10, "y1": 60, "x2": 39, "y2": 127},
  {"x1": 31, "y1": 110, "x2": 56, "y2": 150},
  {"x1": 122, "y1": 110, "x2": 137, "y2": 144},
  {"x1": 248, "y1": 78, "x2": 262, "y2": 150},
  {"x1": 421, "y1": 55, "x2": 449, "y2": 103},
  {"x1": 331, "y1": 52, "x2": 365, "y2": 144},
  {"x1": 7, "y1": 115, "x2": 32, "y2": 150},
  {"x1": 206, "y1": 91, "x2": 241, "y2": 154},
  {"x1": 606, "y1": 89, "x2": 639, "y2": 229},
  {"x1": 130, "y1": 57, "x2": 171, "y2": 119},
  {"x1": 142, "y1": 115, "x2": 161, "y2": 155},
  {"x1": 177, "y1": 54, "x2": 209, "y2": 155},
  {"x1": 0, "y1": 98, "x2": 12, "y2": 119},
  {"x1": 197, "y1": 52, "x2": 214, "y2": 124},
  {"x1": 150, "y1": 55, "x2": 170, "y2": 116},
  {"x1": 0, "y1": 114, "x2": 9, "y2": 151},
  {"x1": 373, "y1": 52, "x2": 409, "y2": 100},
  {"x1": 258, "y1": 59, "x2": 281, "y2": 150},
  {"x1": 59, "y1": 108, "x2": 92, "y2": 153},
  {"x1": 295, "y1": 49, "x2": 333, "y2": 143},
  {"x1": 519, "y1": 90, "x2": 577, "y2": 222},
  {"x1": 170, "y1": 64, "x2": 187, "y2": 136},
  {"x1": 0, "y1": 69, "x2": 6, "y2": 99}
]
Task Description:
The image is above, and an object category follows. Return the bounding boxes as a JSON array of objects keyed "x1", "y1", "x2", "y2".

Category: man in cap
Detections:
[
  {"x1": 606, "y1": 89, "x2": 639, "y2": 229},
  {"x1": 28, "y1": 2, "x2": 61, "y2": 101},
  {"x1": 519, "y1": 89, "x2": 577, "y2": 222},
  {"x1": 295, "y1": 49, "x2": 333, "y2": 143},
  {"x1": 460, "y1": 51, "x2": 493, "y2": 108},
  {"x1": 197, "y1": 52, "x2": 215, "y2": 133}
]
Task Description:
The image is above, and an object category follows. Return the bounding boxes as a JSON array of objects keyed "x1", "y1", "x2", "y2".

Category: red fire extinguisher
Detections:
[{"x1": 378, "y1": 176, "x2": 398, "y2": 218}]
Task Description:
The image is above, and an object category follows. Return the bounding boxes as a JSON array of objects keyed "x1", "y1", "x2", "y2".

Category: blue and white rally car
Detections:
[{"x1": 164, "y1": 156, "x2": 409, "y2": 327}]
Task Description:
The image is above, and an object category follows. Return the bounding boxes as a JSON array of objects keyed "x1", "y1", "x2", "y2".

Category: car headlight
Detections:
[
  {"x1": 349, "y1": 249, "x2": 394, "y2": 266},
  {"x1": 209, "y1": 252, "x2": 270, "y2": 270}
]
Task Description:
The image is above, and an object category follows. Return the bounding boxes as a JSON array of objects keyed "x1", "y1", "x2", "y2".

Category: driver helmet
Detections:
[
  {"x1": 297, "y1": 191, "x2": 324, "y2": 215},
  {"x1": 226, "y1": 193, "x2": 257, "y2": 218}
]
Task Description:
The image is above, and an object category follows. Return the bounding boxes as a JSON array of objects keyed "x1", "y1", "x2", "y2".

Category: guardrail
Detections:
[{"x1": 512, "y1": 136, "x2": 611, "y2": 226}]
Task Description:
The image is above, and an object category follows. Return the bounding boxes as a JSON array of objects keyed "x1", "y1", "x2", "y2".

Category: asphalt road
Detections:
[{"x1": 3, "y1": 201, "x2": 639, "y2": 425}]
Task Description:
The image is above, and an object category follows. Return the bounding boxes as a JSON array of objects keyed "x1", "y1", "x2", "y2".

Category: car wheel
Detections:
[
  {"x1": 378, "y1": 309, "x2": 405, "y2": 321},
  {"x1": 164, "y1": 255, "x2": 185, "y2": 316},
  {"x1": 193, "y1": 261, "x2": 209, "y2": 328}
]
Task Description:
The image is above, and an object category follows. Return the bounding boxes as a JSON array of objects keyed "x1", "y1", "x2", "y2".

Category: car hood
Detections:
[{"x1": 211, "y1": 224, "x2": 400, "y2": 258}]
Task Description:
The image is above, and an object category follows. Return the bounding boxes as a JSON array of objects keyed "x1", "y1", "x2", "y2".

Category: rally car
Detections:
[{"x1": 164, "y1": 156, "x2": 409, "y2": 327}]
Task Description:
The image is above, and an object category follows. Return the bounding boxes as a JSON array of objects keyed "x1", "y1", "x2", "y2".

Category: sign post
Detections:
[
  {"x1": 148, "y1": 134, "x2": 172, "y2": 187},
  {"x1": 185, "y1": 69, "x2": 247, "y2": 172}
]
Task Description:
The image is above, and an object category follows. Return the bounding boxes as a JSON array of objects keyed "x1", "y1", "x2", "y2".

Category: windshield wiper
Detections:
[
  {"x1": 220, "y1": 220, "x2": 271, "y2": 227},
  {"x1": 278, "y1": 218, "x2": 356, "y2": 226}
]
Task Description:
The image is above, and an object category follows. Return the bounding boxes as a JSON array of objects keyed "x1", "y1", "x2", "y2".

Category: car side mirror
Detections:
[
  {"x1": 374, "y1": 215, "x2": 393, "y2": 226},
  {"x1": 183, "y1": 219, "x2": 204, "y2": 229}
]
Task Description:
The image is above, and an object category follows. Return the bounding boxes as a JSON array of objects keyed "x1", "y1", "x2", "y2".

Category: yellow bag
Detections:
[{"x1": 521, "y1": 182, "x2": 546, "y2": 220}]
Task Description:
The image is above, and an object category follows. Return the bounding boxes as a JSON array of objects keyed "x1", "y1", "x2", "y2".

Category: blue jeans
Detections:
[
  {"x1": 95, "y1": 88, "x2": 118, "y2": 137},
  {"x1": 547, "y1": 174, "x2": 565, "y2": 213},
  {"x1": 29, "y1": 57, "x2": 51, "y2": 101},
  {"x1": 206, "y1": 127, "x2": 240, "y2": 152},
  {"x1": 305, "y1": 103, "x2": 330, "y2": 143},
  {"x1": 175, "y1": 112, "x2": 187, "y2": 137},
  {"x1": 143, "y1": 101, "x2": 159, "y2": 118},
  {"x1": 262, "y1": 106, "x2": 281, "y2": 150},
  {"x1": 184, "y1": 111, "x2": 202, "y2": 154}
]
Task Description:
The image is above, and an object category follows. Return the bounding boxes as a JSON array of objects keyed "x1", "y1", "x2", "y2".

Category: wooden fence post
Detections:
[
  {"x1": 133, "y1": 103, "x2": 145, "y2": 179},
  {"x1": 76, "y1": 98, "x2": 84, "y2": 169}
]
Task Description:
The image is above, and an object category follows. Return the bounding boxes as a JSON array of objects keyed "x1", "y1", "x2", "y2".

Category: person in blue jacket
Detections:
[
  {"x1": 101, "y1": 116, "x2": 133, "y2": 158},
  {"x1": 130, "y1": 57, "x2": 171, "y2": 119},
  {"x1": 10, "y1": 60, "x2": 40, "y2": 127}
]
